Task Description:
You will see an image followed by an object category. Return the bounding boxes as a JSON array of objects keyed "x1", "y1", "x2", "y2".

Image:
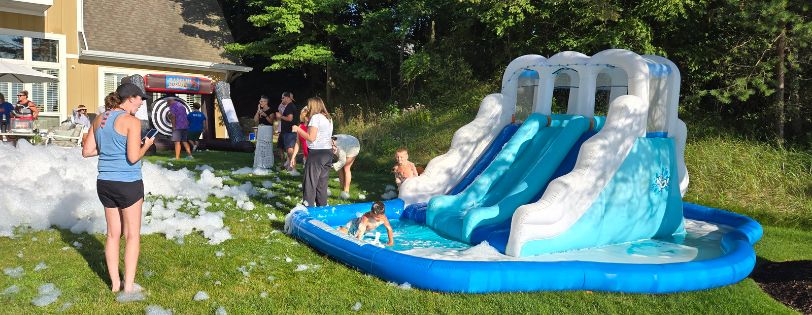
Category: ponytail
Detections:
[{"x1": 104, "y1": 92, "x2": 122, "y2": 110}]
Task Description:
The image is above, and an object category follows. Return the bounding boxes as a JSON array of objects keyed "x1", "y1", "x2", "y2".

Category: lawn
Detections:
[{"x1": 0, "y1": 147, "x2": 809, "y2": 314}]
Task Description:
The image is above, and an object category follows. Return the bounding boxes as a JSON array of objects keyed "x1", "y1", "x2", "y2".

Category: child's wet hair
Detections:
[
  {"x1": 371, "y1": 201, "x2": 385, "y2": 215},
  {"x1": 396, "y1": 147, "x2": 408, "y2": 154}
]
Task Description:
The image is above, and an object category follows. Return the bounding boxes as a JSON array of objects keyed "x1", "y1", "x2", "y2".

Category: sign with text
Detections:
[{"x1": 144, "y1": 74, "x2": 214, "y2": 94}]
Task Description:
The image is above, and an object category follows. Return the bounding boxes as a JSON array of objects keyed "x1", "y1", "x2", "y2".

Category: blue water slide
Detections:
[
  {"x1": 448, "y1": 124, "x2": 520, "y2": 195},
  {"x1": 426, "y1": 114, "x2": 548, "y2": 227},
  {"x1": 428, "y1": 115, "x2": 591, "y2": 243}
]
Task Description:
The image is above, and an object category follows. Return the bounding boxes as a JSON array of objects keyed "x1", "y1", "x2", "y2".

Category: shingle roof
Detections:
[{"x1": 83, "y1": 0, "x2": 238, "y2": 65}]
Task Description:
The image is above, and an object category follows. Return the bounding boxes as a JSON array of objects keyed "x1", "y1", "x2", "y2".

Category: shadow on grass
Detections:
[
  {"x1": 58, "y1": 229, "x2": 108, "y2": 287},
  {"x1": 750, "y1": 256, "x2": 812, "y2": 314}
]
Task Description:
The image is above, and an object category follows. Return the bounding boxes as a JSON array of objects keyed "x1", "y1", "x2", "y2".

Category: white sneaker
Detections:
[{"x1": 339, "y1": 191, "x2": 350, "y2": 199}]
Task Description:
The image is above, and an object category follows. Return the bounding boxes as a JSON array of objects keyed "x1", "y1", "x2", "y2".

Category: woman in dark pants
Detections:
[{"x1": 292, "y1": 97, "x2": 333, "y2": 207}]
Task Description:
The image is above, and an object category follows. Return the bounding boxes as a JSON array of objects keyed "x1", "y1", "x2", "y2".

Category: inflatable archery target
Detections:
[{"x1": 151, "y1": 97, "x2": 191, "y2": 136}]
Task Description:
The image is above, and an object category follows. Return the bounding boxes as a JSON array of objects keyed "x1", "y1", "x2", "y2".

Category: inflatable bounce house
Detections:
[
  {"x1": 285, "y1": 49, "x2": 762, "y2": 293},
  {"x1": 121, "y1": 74, "x2": 253, "y2": 152}
]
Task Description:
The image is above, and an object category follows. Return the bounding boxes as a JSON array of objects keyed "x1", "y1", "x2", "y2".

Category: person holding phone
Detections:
[
  {"x1": 81, "y1": 83, "x2": 153, "y2": 294},
  {"x1": 253, "y1": 95, "x2": 275, "y2": 170}
]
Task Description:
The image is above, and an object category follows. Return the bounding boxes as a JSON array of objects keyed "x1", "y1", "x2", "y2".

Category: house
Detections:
[{"x1": 0, "y1": 0, "x2": 250, "y2": 136}]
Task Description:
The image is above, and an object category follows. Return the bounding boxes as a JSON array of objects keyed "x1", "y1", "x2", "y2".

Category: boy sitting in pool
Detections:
[
  {"x1": 393, "y1": 148, "x2": 419, "y2": 186},
  {"x1": 337, "y1": 201, "x2": 394, "y2": 246}
]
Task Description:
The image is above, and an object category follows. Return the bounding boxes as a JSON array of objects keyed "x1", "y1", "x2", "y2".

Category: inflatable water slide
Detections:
[{"x1": 286, "y1": 49, "x2": 760, "y2": 293}]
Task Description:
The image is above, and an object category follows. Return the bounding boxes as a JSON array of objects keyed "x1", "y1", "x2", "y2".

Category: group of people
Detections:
[
  {"x1": 167, "y1": 98, "x2": 207, "y2": 160},
  {"x1": 0, "y1": 91, "x2": 40, "y2": 139},
  {"x1": 79, "y1": 82, "x2": 422, "y2": 296}
]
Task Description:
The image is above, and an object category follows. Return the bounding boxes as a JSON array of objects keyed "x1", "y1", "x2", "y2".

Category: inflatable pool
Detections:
[{"x1": 285, "y1": 200, "x2": 760, "y2": 293}]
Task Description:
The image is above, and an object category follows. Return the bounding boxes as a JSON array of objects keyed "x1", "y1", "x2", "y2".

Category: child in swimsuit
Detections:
[
  {"x1": 393, "y1": 147, "x2": 418, "y2": 186},
  {"x1": 337, "y1": 201, "x2": 394, "y2": 246}
]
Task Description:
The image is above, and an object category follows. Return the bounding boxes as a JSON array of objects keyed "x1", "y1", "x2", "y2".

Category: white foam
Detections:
[
  {"x1": 351, "y1": 302, "x2": 362, "y2": 312},
  {"x1": 294, "y1": 264, "x2": 309, "y2": 272},
  {"x1": 380, "y1": 191, "x2": 397, "y2": 200},
  {"x1": 193, "y1": 291, "x2": 209, "y2": 301},
  {"x1": 215, "y1": 306, "x2": 227, "y2": 315},
  {"x1": 145, "y1": 305, "x2": 173, "y2": 315},
  {"x1": 116, "y1": 284, "x2": 146, "y2": 303},
  {"x1": 2, "y1": 285, "x2": 20, "y2": 295},
  {"x1": 0, "y1": 145, "x2": 249, "y2": 244},
  {"x1": 3, "y1": 266, "x2": 23, "y2": 278},
  {"x1": 31, "y1": 283, "x2": 61, "y2": 307},
  {"x1": 34, "y1": 261, "x2": 47, "y2": 272},
  {"x1": 398, "y1": 220, "x2": 727, "y2": 264}
]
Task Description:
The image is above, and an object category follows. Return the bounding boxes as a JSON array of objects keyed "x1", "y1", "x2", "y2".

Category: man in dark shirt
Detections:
[{"x1": 276, "y1": 92, "x2": 299, "y2": 171}]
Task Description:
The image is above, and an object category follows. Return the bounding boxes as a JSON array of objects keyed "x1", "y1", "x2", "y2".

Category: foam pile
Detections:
[{"x1": 0, "y1": 142, "x2": 253, "y2": 244}]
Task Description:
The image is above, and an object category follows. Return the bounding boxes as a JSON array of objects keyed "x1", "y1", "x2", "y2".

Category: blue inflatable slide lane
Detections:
[
  {"x1": 448, "y1": 123, "x2": 520, "y2": 195},
  {"x1": 285, "y1": 200, "x2": 761, "y2": 293},
  {"x1": 426, "y1": 114, "x2": 591, "y2": 243}
]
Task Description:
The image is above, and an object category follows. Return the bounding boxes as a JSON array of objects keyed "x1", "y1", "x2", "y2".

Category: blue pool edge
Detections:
[{"x1": 284, "y1": 199, "x2": 762, "y2": 294}]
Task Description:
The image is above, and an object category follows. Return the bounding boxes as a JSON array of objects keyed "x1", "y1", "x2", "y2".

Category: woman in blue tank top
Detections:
[{"x1": 82, "y1": 83, "x2": 153, "y2": 294}]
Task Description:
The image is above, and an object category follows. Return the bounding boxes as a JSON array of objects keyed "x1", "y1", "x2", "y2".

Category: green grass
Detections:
[
  {"x1": 1, "y1": 101, "x2": 811, "y2": 313},
  {"x1": 684, "y1": 136, "x2": 812, "y2": 230}
]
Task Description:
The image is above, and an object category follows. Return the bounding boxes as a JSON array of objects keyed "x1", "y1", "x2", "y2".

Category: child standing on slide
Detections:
[{"x1": 337, "y1": 201, "x2": 394, "y2": 246}]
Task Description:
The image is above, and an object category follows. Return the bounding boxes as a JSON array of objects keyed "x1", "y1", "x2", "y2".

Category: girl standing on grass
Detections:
[
  {"x1": 291, "y1": 106, "x2": 309, "y2": 168},
  {"x1": 82, "y1": 83, "x2": 153, "y2": 293},
  {"x1": 292, "y1": 97, "x2": 333, "y2": 207}
]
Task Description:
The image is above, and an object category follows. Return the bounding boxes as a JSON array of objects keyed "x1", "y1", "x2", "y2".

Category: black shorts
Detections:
[{"x1": 97, "y1": 179, "x2": 144, "y2": 209}]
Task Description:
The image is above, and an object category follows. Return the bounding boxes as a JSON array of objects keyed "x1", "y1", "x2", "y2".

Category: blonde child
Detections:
[
  {"x1": 393, "y1": 148, "x2": 418, "y2": 186},
  {"x1": 337, "y1": 201, "x2": 394, "y2": 246}
]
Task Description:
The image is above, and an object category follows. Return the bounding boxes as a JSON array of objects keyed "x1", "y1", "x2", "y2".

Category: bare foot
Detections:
[{"x1": 111, "y1": 281, "x2": 121, "y2": 293}]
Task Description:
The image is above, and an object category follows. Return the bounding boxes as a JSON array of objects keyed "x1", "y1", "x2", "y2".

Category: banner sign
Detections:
[{"x1": 144, "y1": 74, "x2": 214, "y2": 94}]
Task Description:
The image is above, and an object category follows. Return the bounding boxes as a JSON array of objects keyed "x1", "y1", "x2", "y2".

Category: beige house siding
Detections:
[
  {"x1": 0, "y1": 1, "x2": 77, "y2": 54},
  {"x1": 66, "y1": 58, "x2": 98, "y2": 113},
  {"x1": 2, "y1": 1, "x2": 239, "y2": 137}
]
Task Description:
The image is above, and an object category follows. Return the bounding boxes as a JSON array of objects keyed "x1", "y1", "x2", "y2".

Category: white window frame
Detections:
[{"x1": 0, "y1": 27, "x2": 66, "y2": 120}]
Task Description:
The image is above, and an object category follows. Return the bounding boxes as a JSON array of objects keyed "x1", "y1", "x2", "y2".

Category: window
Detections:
[
  {"x1": 0, "y1": 35, "x2": 23, "y2": 60},
  {"x1": 515, "y1": 69, "x2": 539, "y2": 122},
  {"x1": 0, "y1": 82, "x2": 24, "y2": 103},
  {"x1": 31, "y1": 38, "x2": 58, "y2": 62},
  {"x1": 104, "y1": 73, "x2": 129, "y2": 96},
  {"x1": 32, "y1": 68, "x2": 59, "y2": 112}
]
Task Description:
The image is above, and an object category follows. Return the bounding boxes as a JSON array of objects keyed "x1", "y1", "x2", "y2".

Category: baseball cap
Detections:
[{"x1": 116, "y1": 83, "x2": 150, "y2": 100}]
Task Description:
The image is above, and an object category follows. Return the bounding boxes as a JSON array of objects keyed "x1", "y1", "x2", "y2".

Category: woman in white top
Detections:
[{"x1": 292, "y1": 97, "x2": 333, "y2": 207}]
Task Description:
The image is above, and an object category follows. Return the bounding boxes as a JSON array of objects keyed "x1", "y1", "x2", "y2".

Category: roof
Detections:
[{"x1": 82, "y1": 0, "x2": 238, "y2": 66}]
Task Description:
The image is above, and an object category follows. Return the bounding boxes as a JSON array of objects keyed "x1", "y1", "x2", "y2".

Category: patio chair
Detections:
[{"x1": 45, "y1": 123, "x2": 83, "y2": 147}]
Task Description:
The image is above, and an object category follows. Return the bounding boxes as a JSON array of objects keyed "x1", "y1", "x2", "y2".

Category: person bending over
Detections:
[
  {"x1": 337, "y1": 201, "x2": 394, "y2": 246},
  {"x1": 332, "y1": 134, "x2": 360, "y2": 199}
]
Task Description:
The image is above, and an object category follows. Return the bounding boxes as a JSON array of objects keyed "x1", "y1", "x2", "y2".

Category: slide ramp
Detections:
[{"x1": 428, "y1": 115, "x2": 591, "y2": 243}]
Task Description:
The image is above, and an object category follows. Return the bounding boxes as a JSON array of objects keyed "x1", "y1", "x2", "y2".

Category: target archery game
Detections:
[{"x1": 151, "y1": 97, "x2": 191, "y2": 136}]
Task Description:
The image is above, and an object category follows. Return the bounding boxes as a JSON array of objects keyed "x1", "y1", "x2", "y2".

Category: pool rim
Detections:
[{"x1": 285, "y1": 199, "x2": 761, "y2": 293}]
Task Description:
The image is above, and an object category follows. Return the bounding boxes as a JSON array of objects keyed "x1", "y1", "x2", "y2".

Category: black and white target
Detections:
[{"x1": 150, "y1": 97, "x2": 190, "y2": 136}]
